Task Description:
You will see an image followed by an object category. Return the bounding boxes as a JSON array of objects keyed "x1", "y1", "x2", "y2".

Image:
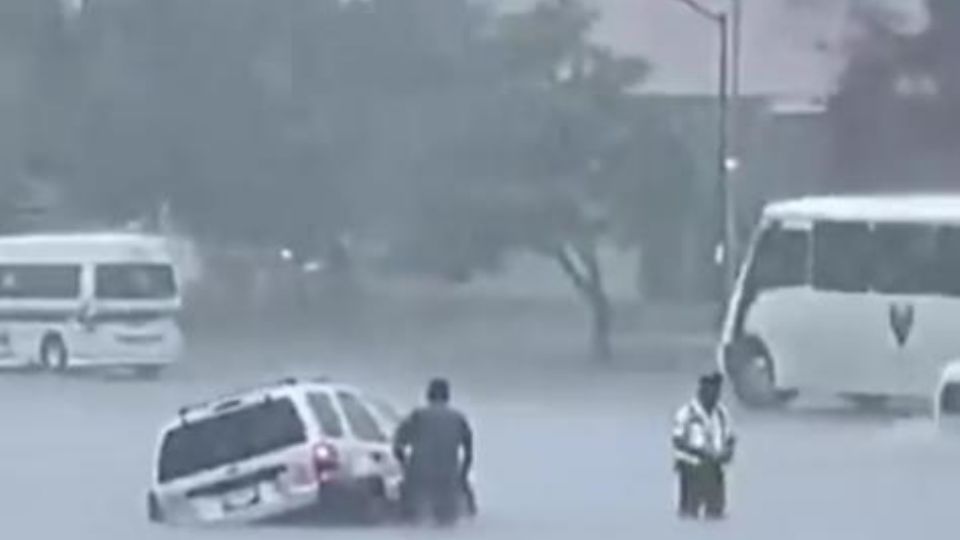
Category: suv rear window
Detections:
[{"x1": 158, "y1": 398, "x2": 306, "y2": 483}]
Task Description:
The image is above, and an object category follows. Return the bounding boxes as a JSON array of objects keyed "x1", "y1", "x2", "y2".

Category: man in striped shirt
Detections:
[{"x1": 672, "y1": 372, "x2": 736, "y2": 520}]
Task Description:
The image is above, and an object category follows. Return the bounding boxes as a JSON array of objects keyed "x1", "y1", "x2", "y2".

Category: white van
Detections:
[
  {"x1": 720, "y1": 195, "x2": 960, "y2": 408},
  {"x1": 0, "y1": 232, "x2": 183, "y2": 377}
]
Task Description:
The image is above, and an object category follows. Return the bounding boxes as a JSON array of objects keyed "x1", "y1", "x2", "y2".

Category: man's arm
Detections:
[
  {"x1": 393, "y1": 412, "x2": 415, "y2": 465},
  {"x1": 459, "y1": 415, "x2": 474, "y2": 479}
]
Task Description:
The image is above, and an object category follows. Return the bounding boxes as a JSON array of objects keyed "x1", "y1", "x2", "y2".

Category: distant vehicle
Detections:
[
  {"x1": 0, "y1": 232, "x2": 183, "y2": 378},
  {"x1": 934, "y1": 361, "x2": 960, "y2": 431},
  {"x1": 720, "y1": 195, "x2": 960, "y2": 408},
  {"x1": 147, "y1": 377, "x2": 405, "y2": 526}
]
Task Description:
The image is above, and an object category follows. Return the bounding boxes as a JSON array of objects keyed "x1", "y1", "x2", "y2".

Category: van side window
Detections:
[
  {"x1": 307, "y1": 393, "x2": 344, "y2": 438},
  {"x1": 749, "y1": 225, "x2": 809, "y2": 291},
  {"x1": 0, "y1": 265, "x2": 81, "y2": 299},
  {"x1": 872, "y1": 224, "x2": 939, "y2": 294},
  {"x1": 812, "y1": 221, "x2": 872, "y2": 293}
]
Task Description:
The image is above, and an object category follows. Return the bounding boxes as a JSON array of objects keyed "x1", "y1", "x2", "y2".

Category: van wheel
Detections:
[
  {"x1": 134, "y1": 366, "x2": 163, "y2": 380},
  {"x1": 727, "y1": 337, "x2": 796, "y2": 409},
  {"x1": 355, "y1": 478, "x2": 388, "y2": 525},
  {"x1": 39, "y1": 335, "x2": 68, "y2": 372}
]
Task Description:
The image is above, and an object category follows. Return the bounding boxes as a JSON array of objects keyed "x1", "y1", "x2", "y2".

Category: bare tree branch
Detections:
[{"x1": 554, "y1": 244, "x2": 591, "y2": 296}]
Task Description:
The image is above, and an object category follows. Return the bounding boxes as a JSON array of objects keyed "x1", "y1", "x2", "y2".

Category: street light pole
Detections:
[
  {"x1": 673, "y1": 0, "x2": 736, "y2": 306},
  {"x1": 717, "y1": 13, "x2": 735, "y2": 295}
]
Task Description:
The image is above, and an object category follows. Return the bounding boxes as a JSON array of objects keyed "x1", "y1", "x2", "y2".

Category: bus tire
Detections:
[
  {"x1": 726, "y1": 336, "x2": 795, "y2": 409},
  {"x1": 39, "y1": 335, "x2": 69, "y2": 372}
]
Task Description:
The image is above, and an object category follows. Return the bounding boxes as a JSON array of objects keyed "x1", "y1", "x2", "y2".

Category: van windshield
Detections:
[
  {"x1": 157, "y1": 398, "x2": 306, "y2": 483},
  {"x1": 95, "y1": 264, "x2": 176, "y2": 300}
]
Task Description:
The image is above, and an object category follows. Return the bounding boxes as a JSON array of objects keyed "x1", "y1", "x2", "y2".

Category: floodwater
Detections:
[{"x1": 0, "y1": 330, "x2": 955, "y2": 540}]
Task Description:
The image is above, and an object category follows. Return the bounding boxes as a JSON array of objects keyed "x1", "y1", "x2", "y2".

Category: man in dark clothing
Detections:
[
  {"x1": 393, "y1": 378, "x2": 474, "y2": 525},
  {"x1": 672, "y1": 372, "x2": 736, "y2": 520}
]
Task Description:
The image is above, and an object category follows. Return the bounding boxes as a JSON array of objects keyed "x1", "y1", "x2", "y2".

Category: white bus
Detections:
[
  {"x1": 0, "y1": 232, "x2": 183, "y2": 377},
  {"x1": 720, "y1": 195, "x2": 960, "y2": 408}
]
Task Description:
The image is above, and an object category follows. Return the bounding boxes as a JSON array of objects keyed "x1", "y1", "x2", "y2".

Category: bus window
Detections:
[
  {"x1": 812, "y1": 221, "x2": 872, "y2": 293},
  {"x1": 748, "y1": 225, "x2": 809, "y2": 292},
  {"x1": 936, "y1": 227, "x2": 960, "y2": 297},
  {"x1": 872, "y1": 223, "x2": 939, "y2": 295}
]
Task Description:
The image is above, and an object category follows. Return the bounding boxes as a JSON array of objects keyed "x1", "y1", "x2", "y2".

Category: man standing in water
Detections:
[
  {"x1": 393, "y1": 378, "x2": 474, "y2": 525},
  {"x1": 672, "y1": 372, "x2": 736, "y2": 520}
]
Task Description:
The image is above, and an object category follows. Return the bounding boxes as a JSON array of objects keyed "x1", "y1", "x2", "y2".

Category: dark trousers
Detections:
[
  {"x1": 401, "y1": 477, "x2": 461, "y2": 526},
  {"x1": 676, "y1": 461, "x2": 726, "y2": 519}
]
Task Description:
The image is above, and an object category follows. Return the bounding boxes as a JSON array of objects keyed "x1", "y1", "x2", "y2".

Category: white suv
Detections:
[{"x1": 147, "y1": 377, "x2": 405, "y2": 525}]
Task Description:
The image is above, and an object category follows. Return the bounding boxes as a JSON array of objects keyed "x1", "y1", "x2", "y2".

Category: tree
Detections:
[
  {"x1": 394, "y1": 0, "x2": 693, "y2": 362},
  {"x1": 828, "y1": 0, "x2": 960, "y2": 190},
  {"x1": 42, "y1": 0, "x2": 694, "y2": 360}
]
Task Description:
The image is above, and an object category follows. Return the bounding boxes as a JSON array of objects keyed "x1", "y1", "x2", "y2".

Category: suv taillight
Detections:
[{"x1": 313, "y1": 443, "x2": 339, "y2": 479}]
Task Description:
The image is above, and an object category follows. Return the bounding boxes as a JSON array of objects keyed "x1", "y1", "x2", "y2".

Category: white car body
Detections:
[
  {"x1": 720, "y1": 195, "x2": 960, "y2": 406},
  {"x1": 148, "y1": 378, "x2": 404, "y2": 526},
  {"x1": 0, "y1": 232, "x2": 183, "y2": 375}
]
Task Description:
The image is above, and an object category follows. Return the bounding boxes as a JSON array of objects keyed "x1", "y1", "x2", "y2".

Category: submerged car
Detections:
[{"x1": 147, "y1": 377, "x2": 404, "y2": 525}]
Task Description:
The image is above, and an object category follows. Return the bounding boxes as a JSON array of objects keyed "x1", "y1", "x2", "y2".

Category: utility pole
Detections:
[{"x1": 673, "y1": 0, "x2": 736, "y2": 308}]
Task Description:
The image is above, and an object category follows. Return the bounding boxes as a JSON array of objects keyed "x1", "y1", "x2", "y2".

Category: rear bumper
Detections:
[{"x1": 158, "y1": 478, "x2": 393, "y2": 526}]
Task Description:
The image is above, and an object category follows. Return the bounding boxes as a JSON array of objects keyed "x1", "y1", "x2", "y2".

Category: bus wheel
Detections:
[
  {"x1": 40, "y1": 335, "x2": 69, "y2": 372},
  {"x1": 728, "y1": 338, "x2": 795, "y2": 409}
]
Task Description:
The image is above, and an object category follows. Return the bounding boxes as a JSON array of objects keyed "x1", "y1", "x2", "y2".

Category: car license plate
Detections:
[{"x1": 222, "y1": 485, "x2": 260, "y2": 512}]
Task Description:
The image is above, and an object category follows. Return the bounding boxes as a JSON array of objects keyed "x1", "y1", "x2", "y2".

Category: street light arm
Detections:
[{"x1": 674, "y1": 0, "x2": 724, "y2": 23}]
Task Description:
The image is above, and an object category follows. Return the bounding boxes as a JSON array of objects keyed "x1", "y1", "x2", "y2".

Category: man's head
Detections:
[
  {"x1": 427, "y1": 377, "x2": 451, "y2": 405},
  {"x1": 697, "y1": 372, "x2": 724, "y2": 411}
]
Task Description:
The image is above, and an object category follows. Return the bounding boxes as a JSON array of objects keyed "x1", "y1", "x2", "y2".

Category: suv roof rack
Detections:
[{"x1": 176, "y1": 376, "x2": 331, "y2": 421}]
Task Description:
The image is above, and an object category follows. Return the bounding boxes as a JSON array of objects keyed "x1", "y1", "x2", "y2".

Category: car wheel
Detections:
[
  {"x1": 726, "y1": 337, "x2": 796, "y2": 409},
  {"x1": 147, "y1": 492, "x2": 164, "y2": 524},
  {"x1": 39, "y1": 335, "x2": 68, "y2": 372},
  {"x1": 134, "y1": 365, "x2": 163, "y2": 380},
  {"x1": 355, "y1": 478, "x2": 389, "y2": 525}
]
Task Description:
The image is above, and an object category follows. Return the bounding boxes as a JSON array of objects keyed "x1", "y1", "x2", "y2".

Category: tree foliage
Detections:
[
  {"x1": 20, "y1": 0, "x2": 696, "y2": 360},
  {"x1": 829, "y1": 0, "x2": 960, "y2": 190}
]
